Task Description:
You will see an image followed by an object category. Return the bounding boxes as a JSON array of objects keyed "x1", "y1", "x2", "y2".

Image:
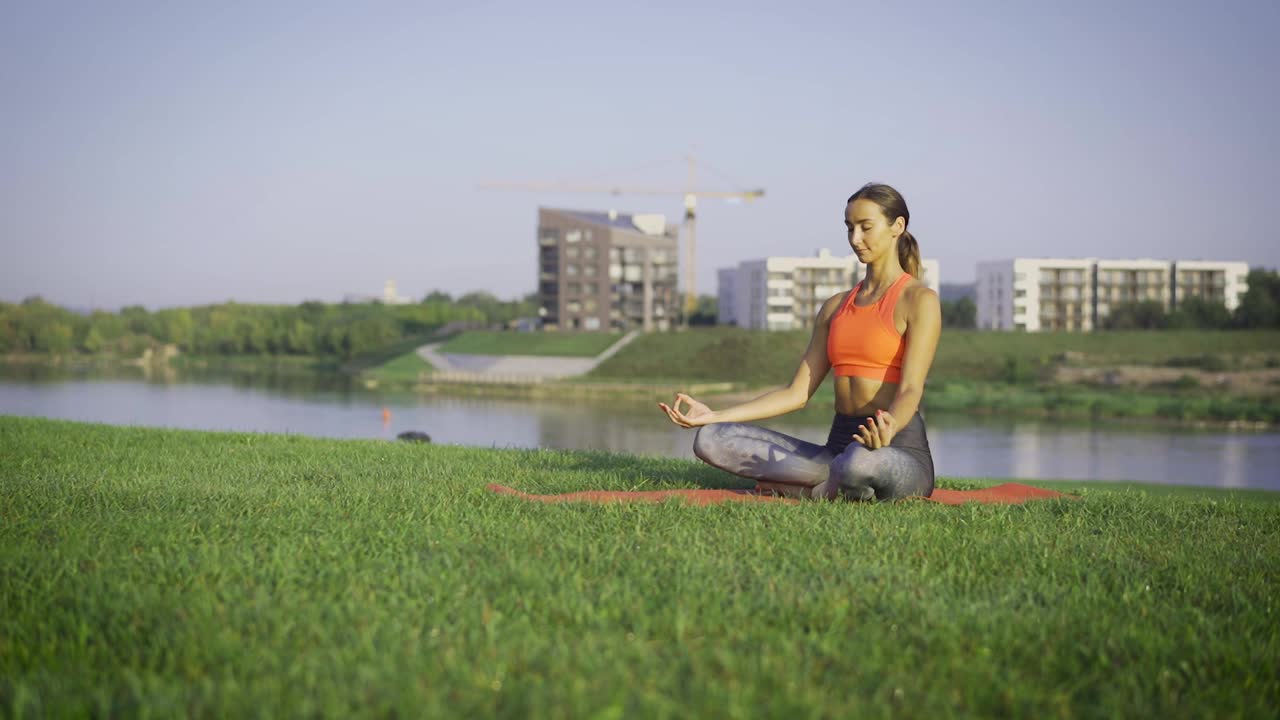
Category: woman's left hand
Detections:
[{"x1": 854, "y1": 409, "x2": 897, "y2": 450}]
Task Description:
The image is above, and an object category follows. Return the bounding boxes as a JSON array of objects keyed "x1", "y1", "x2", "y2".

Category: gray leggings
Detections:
[{"x1": 692, "y1": 413, "x2": 936, "y2": 501}]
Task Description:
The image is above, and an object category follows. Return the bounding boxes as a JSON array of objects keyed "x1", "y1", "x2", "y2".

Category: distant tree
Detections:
[
  {"x1": 120, "y1": 305, "x2": 152, "y2": 336},
  {"x1": 284, "y1": 319, "x2": 317, "y2": 354},
  {"x1": 35, "y1": 321, "x2": 74, "y2": 354},
  {"x1": 688, "y1": 295, "x2": 718, "y2": 326},
  {"x1": 155, "y1": 309, "x2": 195, "y2": 349},
  {"x1": 81, "y1": 326, "x2": 105, "y2": 353},
  {"x1": 941, "y1": 297, "x2": 976, "y2": 328},
  {"x1": 345, "y1": 315, "x2": 398, "y2": 357},
  {"x1": 88, "y1": 311, "x2": 128, "y2": 343},
  {"x1": 0, "y1": 305, "x2": 15, "y2": 353},
  {"x1": 1104, "y1": 301, "x2": 1168, "y2": 330},
  {"x1": 422, "y1": 290, "x2": 453, "y2": 304},
  {"x1": 1234, "y1": 269, "x2": 1280, "y2": 328},
  {"x1": 1167, "y1": 296, "x2": 1231, "y2": 329}
]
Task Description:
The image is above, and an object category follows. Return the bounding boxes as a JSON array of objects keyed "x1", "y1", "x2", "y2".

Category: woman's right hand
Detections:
[{"x1": 658, "y1": 393, "x2": 716, "y2": 428}]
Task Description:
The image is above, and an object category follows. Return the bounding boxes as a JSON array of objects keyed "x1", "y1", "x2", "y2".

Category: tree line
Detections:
[
  {"x1": 0, "y1": 292, "x2": 537, "y2": 359},
  {"x1": 1103, "y1": 269, "x2": 1280, "y2": 330}
]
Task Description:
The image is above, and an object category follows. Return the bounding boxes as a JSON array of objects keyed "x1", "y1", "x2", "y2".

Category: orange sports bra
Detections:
[{"x1": 826, "y1": 273, "x2": 912, "y2": 383}]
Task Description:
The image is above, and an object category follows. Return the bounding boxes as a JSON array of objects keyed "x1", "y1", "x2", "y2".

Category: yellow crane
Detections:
[{"x1": 479, "y1": 156, "x2": 764, "y2": 319}]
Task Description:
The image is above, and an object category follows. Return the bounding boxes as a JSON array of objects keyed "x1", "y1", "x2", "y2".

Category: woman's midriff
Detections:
[{"x1": 834, "y1": 375, "x2": 898, "y2": 417}]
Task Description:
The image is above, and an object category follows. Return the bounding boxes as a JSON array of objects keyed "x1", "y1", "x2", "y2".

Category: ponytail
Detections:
[{"x1": 897, "y1": 229, "x2": 921, "y2": 278}]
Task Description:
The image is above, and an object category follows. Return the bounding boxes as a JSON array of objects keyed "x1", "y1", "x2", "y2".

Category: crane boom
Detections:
[
  {"x1": 479, "y1": 156, "x2": 764, "y2": 324},
  {"x1": 478, "y1": 182, "x2": 765, "y2": 200}
]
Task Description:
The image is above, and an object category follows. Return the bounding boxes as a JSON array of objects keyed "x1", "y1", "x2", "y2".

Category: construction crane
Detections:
[{"x1": 479, "y1": 156, "x2": 764, "y2": 320}]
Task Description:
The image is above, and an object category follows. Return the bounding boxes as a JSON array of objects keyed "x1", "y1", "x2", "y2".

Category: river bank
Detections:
[{"x1": 6, "y1": 326, "x2": 1279, "y2": 429}]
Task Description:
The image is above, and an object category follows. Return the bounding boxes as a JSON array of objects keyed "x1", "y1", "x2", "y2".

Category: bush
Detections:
[
  {"x1": 1166, "y1": 354, "x2": 1230, "y2": 372},
  {"x1": 1001, "y1": 356, "x2": 1040, "y2": 385}
]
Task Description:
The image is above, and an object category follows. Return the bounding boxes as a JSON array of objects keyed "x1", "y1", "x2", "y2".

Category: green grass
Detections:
[
  {"x1": 2, "y1": 416, "x2": 1277, "y2": 717},
  {"x1": 341, "y1": 332, "x2": 444, "y2": 374},
  {"x1": 584, "y1": 328, "x2": 1280, "y2": 423},
  {"x1": 927, "y1": 329, "x2": 1280, "y2": 381},
  {"x1": 438, "y1": 331, "x2": 621, "y2": 357},
  {"x1": 361, "y1": 351, "x2": 433, "y2": 384},
  {"x1": 590, "y1": 328, "x2": 1280, "y2": 385}
]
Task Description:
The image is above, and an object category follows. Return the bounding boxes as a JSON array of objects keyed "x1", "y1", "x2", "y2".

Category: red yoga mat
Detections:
[{"x1": 487, "y1": 482, "x2": 1076, "y2": 507}]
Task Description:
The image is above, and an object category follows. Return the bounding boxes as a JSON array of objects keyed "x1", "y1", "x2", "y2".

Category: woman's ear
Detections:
[{"x1": 892, "y1": 215, "x2": 906, "y2": 238}]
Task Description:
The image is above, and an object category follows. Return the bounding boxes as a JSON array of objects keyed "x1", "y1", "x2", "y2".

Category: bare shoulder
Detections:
[
  {"x1": 817, "y1": 290, "x2": 850, "y2": 323},
  {"x1": 903, "y1": 280, "x2": 939, "y2": 309}
]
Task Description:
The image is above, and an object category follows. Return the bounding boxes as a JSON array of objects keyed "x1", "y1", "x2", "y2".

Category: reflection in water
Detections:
[{"x1": 1, "y1": 369, "x2": 1277, "y2": 490}]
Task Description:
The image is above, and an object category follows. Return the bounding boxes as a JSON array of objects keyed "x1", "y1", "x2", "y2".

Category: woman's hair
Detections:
[{"x1": 847, "y1": 183, "x2": 921, "y2": 278}]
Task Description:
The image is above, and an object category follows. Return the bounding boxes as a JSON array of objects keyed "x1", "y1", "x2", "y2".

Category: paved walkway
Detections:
[{"x1": 415, "y1": 330, "x2": 641, "y2": 384}]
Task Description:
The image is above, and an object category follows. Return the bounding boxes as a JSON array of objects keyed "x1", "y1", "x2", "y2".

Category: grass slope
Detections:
[
  {"x1": 590, "y1": 328, "x2": 1280, "y2": 385},
  {"x1": 587, "y1": 328, "x2": 1280, "y2": 422},
  {"x1": 362, "y1": 351, "x2": 434, "y2": 384},
  {"x1": 438, "y1": 331, "x2": 620, "y2": 357},
  {"x1": 2, "y1": 416, "x2": 1277, "y2": 717}
]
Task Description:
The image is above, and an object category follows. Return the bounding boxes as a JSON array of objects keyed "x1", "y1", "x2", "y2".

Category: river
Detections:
[{"x1": 1, "y1": 369, "x2": 1276, "y2": 490}]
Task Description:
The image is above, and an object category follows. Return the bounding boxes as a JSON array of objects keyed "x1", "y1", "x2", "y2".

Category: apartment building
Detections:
[
  {"x1": 718, "y1": 250, "x2": 941, "y2": 330},
  {"x1": 1093, "y1": 259, "x2": 1172, "y2": 328},
  {"x1": 977, "y1": 258, "x2": 1249, "y2": 331},
  {"x1": 536, "y1": 208, "x2": 679, "y2": 331},
  {"x1": 1173, "y1": 261, "x2": 1250, "y2": 310}
]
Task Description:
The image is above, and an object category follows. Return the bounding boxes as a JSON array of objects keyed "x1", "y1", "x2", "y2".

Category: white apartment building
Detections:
[
  {"x1": 718, "y1": 250, "x2": 941, "y2": 331},
  {"x1": 977, "y1": 258, "x2": 1249, "y2": 331},
  {"x1": 1174, "y1": 261, "x2": 1250, "y2": 310}
]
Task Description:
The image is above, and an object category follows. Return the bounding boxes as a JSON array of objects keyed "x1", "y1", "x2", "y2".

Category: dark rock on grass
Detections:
[{"x1": 396, "y1": 431, "x2": 432, "y2": 443}]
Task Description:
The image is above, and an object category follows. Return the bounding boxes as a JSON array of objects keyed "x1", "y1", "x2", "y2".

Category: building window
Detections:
[
  {"x1": 565, "y1": 246, "x2": 580, "y2": 259},
  {"x1": 566, "y1": 264, "x2": 579, "y2": 276},
  {"x1": 566, "y1": 230, "x2": 582, "y2": 243}
]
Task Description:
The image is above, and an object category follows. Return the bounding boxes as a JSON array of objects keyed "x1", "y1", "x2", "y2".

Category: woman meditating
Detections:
[{"x1": 658, "y1": 183, "x2": 941, "y2": 501}]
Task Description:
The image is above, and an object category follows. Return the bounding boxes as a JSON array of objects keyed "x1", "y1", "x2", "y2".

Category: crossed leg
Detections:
[
  {"x1": 693, "y1": 422, "x2": 934, "y2": 502},
  {"x1": 692, "y1": 423, "x2": 835, "y2": 498},
  {"x1": 814, "y1": 444, "x2": 935, "y2": 501}
]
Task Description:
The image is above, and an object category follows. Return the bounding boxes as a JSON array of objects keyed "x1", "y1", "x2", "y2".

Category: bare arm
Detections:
[
  {"x1": 659, "y1": 293, "x2": 843, "y2": 427},
  {"x1": 886, "y1": 285, "x2": 941, "y2": 426}
]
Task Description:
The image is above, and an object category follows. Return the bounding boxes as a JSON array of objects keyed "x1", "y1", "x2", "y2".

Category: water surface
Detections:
[{"x1": 1, "y1": 369, "x2": 1275, "y2": 490}]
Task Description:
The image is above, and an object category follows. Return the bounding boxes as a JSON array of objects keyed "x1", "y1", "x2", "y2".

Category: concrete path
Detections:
[{"x1": 416, "y1": 330, "x2": 641, "y2": 384}]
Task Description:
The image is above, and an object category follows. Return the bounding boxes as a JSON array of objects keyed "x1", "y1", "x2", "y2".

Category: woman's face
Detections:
[{"x1": 845, "y1": 198, "x2": 903, "y2": 265}]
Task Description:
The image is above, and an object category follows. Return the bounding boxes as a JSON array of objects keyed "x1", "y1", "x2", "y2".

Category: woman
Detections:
[{"x1": 658, "y1": 183, "x2": 941, "y2": 501}]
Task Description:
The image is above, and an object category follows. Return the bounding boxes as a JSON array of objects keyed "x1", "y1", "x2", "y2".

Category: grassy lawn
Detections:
[
  {"x1": 584, "y1": 328, "x2": 1280, "y2": 423},
  {"x1": 361, "y1": 351, "x2": 433, "y2": 384},
  {"x1": 437, "y1": 331, "x2": 621, "y2": 357},
  {"x1": 2, "y1": 416, "x2": 1276, "y2": 717},
  {"x1": 590, "y1": 328, "x2": 1280, "y2": 385}
]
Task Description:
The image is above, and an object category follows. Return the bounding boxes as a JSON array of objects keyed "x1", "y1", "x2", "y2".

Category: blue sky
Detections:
[{"x1": 3, "y1": 0, "x2": 1277, "y2": 308}]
